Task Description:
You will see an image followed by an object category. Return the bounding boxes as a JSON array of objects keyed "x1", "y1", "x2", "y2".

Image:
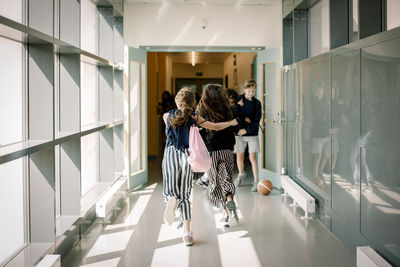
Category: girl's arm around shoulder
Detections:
[
  {"x1": 163, "y1": 112, "x2": 169, "y2": 125},
  {"x1": 193, "y1": 115, "x2": 238, "y2": 131}
]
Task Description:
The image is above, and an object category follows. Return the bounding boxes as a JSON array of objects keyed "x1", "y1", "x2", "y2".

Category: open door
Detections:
[
  {"x1": 128, "y1": 47, "x2": 147, "y2": 189},
  {"x1": 256, "y1": 48, "x2": 283, "y2": 186}
]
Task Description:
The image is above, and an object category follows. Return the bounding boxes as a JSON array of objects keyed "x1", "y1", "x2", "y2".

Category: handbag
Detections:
[{"x1": 188, "y1": 125, "x2": 211, "y2": 172}]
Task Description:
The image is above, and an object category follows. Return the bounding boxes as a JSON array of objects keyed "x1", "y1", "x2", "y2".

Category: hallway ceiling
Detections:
[
  {"x1": 168, "y1": 52, "x2": 231, "y2": 64},
  {"x1": 125, "y1": 0, "x2": 280, "y2": 5}
]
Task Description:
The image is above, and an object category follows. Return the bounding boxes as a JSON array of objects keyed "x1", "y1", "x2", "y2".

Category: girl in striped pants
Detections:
[
  {"x1": 162, "y1": 88, "x2": 237, "y2": 246},
  {"x1": 196, "y1": 84, "x2": 239, "y2": 227}
]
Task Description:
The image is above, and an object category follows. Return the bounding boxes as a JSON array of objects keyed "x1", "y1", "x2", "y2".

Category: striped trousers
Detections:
[
  {"x1": 162, "y1": 146, "x2": 194, "y2": 222},
  {"x1": 206, "y1": 149, "x2": 235, "y2": 208}
]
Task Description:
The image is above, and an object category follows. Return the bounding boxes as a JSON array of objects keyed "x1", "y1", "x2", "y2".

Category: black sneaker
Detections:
[
  {"x1": 226, "y1": 201, "x2": 239, "y2": 227},
  {"x1": 196, "y1": 178, "x2": 209, "y2": 188}
]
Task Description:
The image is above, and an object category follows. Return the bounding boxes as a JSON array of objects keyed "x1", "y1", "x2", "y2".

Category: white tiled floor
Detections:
[{"x1": 62, "y1": 162, "x2": 356, "y2": 267}]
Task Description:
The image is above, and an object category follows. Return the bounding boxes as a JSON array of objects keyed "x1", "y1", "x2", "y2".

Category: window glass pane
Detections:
[
  {"x1": 55, "y1": 146, "x2": 61, "y2": 218},
  {"x1": 309, "y1": 0, "x2": 330, "y2": 57},
  {"x1": 81, "y1": 0, "x2": 98, "y2": 55},
  {"x1": 81, "y1": 62, "x2": 98, "y2": 127},
  {"x1": 130, "y1": 61, "x2": 142, "y2": 174},
  {"x1": 0, "y1": 158, "x2": 25, "y2": 263},
  {"x1": 0, "y1": 37, "x2": 23, "y2": 146},
  {"x1": 81, "y1": 133, "x2": 99, "y2": 196},
  {"x1": 387, "y1": 0, "x2": 400, "y2": 30},
  {"x1": 0, "y1": 0, "x2": 23, "y2": 23}
]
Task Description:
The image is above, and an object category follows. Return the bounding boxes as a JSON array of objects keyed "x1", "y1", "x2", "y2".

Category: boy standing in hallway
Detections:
[{"x1": 234, "y1": 80, "x2": 262, "y2": 192}]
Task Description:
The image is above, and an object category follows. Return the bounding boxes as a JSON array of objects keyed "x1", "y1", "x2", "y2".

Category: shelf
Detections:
[
  {"x1": 0, "y1": 122, "x2": 124, "y2": 165},
  {"x1": 54, "y1": 131, "x2": 81, "y2": 144},
  {"x1": 81, "y1": 122, "x2": 114, "y2": 136},
  {"x1": 0, "y1": 140, "x2": 52, "y2": 164},
  {"x1": 81, "y1": 52, "x2": 115, "y2": 68},
  {"x1": 0, "y1": 15, "x2": 118, "y2": 68},
  {"x1": 113, "y1": 119, "x2": 124, "y2": 126}
]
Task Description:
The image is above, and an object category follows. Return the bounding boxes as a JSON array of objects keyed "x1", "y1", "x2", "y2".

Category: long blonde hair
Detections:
[{"x1": 168, "y1": 88, "x2": 196, "y2": 129}]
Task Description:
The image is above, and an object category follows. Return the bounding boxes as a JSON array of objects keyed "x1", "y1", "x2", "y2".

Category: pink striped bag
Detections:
[{"x1": 188, "y1": 125, "x2": 211, "y2": 172}]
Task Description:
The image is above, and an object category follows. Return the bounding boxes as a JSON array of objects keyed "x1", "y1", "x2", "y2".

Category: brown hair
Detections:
[
  {"x1": 168, "y1": 88, "x2": 196, "y2": 129},
  {"x1": 196, "y1": 84, "x2": 233, "y2": 122},
  {"x1": 244, "y1": 79, "x2": 256, "y2": 89}
]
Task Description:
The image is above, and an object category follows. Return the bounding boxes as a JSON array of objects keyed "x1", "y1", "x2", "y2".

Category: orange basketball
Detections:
[{"x1": 257, "y1": 179, "x2": 274, "y2": 195}]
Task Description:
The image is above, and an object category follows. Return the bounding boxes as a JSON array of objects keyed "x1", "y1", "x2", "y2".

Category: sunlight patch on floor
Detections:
[
  {"x1": 86, "y1": 230, "x2": 134, "y2": 258},
  {"x1": 150, "y1": 243, "x2": 190, "y2": 267},
  {"x1": 157, "y1": 221, "x2": 183, "y2": 243},
  {"x1": 145, "y1": 183, "x2": 158, "y2": 190},
  {"x1": 217, "y1": 231, "x2": 261, "y2": 267}
]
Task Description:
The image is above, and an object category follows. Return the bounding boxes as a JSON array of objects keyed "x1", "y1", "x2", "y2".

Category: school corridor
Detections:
[{"x1": 1, "y1": 0, "x2": 399, "y2": 266}]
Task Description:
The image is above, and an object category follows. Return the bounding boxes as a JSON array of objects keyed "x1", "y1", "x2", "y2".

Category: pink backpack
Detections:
[{"x1": 188, "y1": 125, "x2": 211, "y2": 172}]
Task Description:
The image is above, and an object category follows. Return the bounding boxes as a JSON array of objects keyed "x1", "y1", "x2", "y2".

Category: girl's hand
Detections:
[
  {"x1": 238, "y1": 129, "x2": 246, "y2": 136},
  {"x1": 230, "y1": 119, "x2": 238, "y2": 126},
  {"x1": 245, "y1": 117, "x2": 251, "y2": 124},
  {"x1": 238, "y1": 99, "x2": 244, "y2": 106}
]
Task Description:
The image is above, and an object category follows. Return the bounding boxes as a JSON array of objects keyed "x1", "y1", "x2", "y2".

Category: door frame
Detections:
[
  {"x1": 130, "y1": 46, "x2": 285, "y2": 188},
  {"x1": 127, "y1": 47, "x2": 148, "y2": 189},
  {"x1": 256, "y1": 47, "x2": 283, "y2": 186}
]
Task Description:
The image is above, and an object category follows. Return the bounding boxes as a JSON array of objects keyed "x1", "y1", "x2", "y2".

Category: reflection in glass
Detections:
[
  {"x1": 350, "y1": 131, "x2": 373, "y2": 190},
  {"x1": 297, "y1": 60, "x2": 331, "y2": 197}
]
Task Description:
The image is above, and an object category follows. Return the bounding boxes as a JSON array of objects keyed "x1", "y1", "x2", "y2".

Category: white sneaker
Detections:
[
  {"x1": 234, "y1": 173, "x2": 246, "y2": 187},
  {"x1": 182, "y1": 232, "x2": 194, "y2": 246},
  {"x1": 251, "y1": 182, "x2": 258, "y2": 192},
  {"x1": 164, "y1": 197, "x2": 177, "y2": 225}
]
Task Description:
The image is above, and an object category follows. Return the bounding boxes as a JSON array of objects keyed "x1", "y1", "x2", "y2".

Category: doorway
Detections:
[{"x1": 147, "y1": 51, "x2": 257, "y2": 160}]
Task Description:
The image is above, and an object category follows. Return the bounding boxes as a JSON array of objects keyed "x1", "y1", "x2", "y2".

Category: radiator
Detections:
[
  {"x1": 357, "y1": 246, "x2": 392, "y2": 267},
  {"x1": 36, "y1": 255, "x2": 60, "y2": 267},
  {"x1": 280, "y1": 175, "x2": 315, "y2": 220},
  {"x1": 96, "y1": 178, "x2": 127, "y2": 218}
]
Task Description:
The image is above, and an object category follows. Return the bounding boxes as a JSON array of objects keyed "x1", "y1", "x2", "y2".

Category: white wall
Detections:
[
  {"x1": 124, "y1": 3, "x2": 282, "y2": 48},
  {"x1": 0, "y1": 37, "x2": 23, "y2": 146},
  {"x1": 0, "y1": 159, "x2": 24, "y2": 264},
  {"x1": 387, "y1": 0, "x2": 400, "y2": 30}
]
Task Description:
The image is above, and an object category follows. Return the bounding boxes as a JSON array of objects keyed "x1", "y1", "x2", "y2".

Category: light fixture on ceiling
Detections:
[{"x1": 192, "y1": 51, "x2": 195, "y2": 66}]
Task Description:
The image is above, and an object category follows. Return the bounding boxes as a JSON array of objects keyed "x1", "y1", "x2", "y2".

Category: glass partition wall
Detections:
[
  {"x1": 283, "y1": 27, "x2": 400, "y2": 266},
  {"x1": 0, "y1": 0, "x2": 125, "y2": 265}
]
